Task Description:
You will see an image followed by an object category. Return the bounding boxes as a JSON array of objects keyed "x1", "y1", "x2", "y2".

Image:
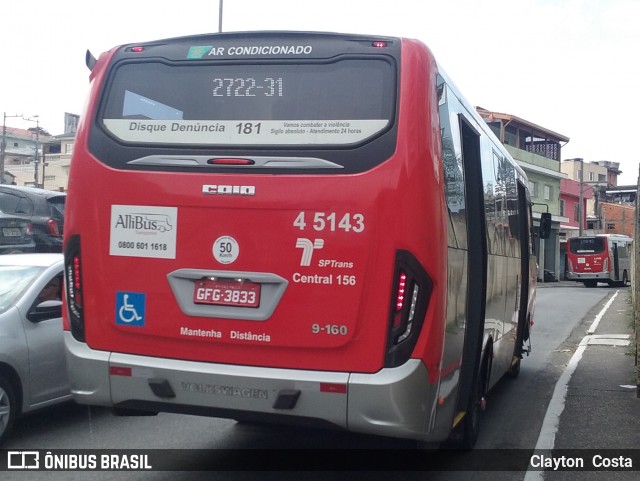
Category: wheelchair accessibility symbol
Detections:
[{"x1": 116, "y1": 292, "x2": 146, "y2": 327}]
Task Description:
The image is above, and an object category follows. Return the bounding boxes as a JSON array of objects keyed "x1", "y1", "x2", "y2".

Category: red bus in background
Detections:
[
  {"x1": 566, "y1": 234, "x2": 632, "y2": 287},
  {"x1": 63, "y1": 31, "x2": 548, "y2": 448}
]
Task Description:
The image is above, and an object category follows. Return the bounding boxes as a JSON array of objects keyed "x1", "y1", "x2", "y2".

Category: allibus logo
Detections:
[{"x1": 113, "y1": 213, "x2": 174, "y2": 232}]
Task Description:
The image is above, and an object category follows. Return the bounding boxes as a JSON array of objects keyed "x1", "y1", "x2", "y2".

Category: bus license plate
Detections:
[
  {"x1": 193, "y1": 280, "x2": 260, "y2": 308},
  {"x1": 2, "y1": 227, "x2": 21, "y2": 237}
]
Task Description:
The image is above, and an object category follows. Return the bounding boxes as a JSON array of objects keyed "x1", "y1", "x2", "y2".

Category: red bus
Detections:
[
  {"x1": 63, "y1": 32, "x2": 548, "y2": 448},
  {"x1": 566, "y1": 234, "x2": 632, "y2": 287}
]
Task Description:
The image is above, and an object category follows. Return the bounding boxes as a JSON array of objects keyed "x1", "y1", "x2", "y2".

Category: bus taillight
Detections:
[
  {"x1": 65, "y1": 234, "x2": 85, "y2": 342},
  {"x1": 385, "y1": 251, "x2": 432, "y2": 368},
  {"x1": 208, "y1": 157, "x2": 255, "y2": 165},
  {"x1": 395, "y1": 272, "x2": 407, "y2": 311}
]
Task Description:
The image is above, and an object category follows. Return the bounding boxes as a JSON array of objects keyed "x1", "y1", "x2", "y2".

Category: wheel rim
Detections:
[{"x1": 0, "y1": 386, "x2": 10, "y2": 436}]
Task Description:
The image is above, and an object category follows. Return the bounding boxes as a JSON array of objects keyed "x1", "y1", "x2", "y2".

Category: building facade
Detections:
[
  {"x1": 477, "y1": 107, "x2": 569, "y2": 282},
  {"x1": 1, "y1": 125, "x2": 73, "y2": 191},
  {"x1": 560, "y1": 159, "x2": 633, "y2": 236}
]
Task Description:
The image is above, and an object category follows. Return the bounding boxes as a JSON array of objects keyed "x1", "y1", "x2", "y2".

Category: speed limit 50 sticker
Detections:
[{"x1": 213, "y1": 236, "x2": 240, "y2": 264}]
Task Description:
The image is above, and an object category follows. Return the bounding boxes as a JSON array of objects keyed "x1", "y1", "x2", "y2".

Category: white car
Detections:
[{"x1": 0, "y1": 253, "x2": 70, "y2": 445}]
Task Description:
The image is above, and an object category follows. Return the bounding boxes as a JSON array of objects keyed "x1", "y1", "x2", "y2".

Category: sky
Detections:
[{"x1": 2, "y1": 0, "x2": 638, "y2": 184}]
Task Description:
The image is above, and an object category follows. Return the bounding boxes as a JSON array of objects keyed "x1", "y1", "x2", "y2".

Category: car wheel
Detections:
[{"x1": 0, "y1": 375, "x2": 17, "y2": 446}]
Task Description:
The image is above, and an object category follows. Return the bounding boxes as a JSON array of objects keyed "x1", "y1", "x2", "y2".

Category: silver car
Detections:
[{"x1": 0, "y1": 253, "x2": 70, "y2": 445}]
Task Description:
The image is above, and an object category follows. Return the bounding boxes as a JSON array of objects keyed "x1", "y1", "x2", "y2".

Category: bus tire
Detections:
[
  {"x1": 0, "y1": 375, "x2": 18, "y2": 446},
  {"x1": 461, "y1": 352, "x2": 491, "y2": 449},
  {"x1": 446, "y1": 349, "x2": 491, "y2": 450},
  {"x1": 506, "y1": 356, "x2": 521, "y2": 379},
  {"x1": 622, "y1": 271, "x2": 629, "y2": 287},
  {"x1": 584, "y1": 281, "x2": 597, "y2": 288}
]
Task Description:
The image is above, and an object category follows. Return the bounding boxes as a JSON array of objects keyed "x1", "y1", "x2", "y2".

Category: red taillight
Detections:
[
  {"x1": 372, "y1": 41, "x2": 388, "y2": 48},
  {"x1": 207, "y1": 158, "x2": 255, "y2": 165},
  {"x1": 396, "y1": 272, "x2": 407, "y2": 310},
  {"x1": 386, "y1": 251, "x2": 432, "y2": 368},
  {"x1": 73, "y1": 256, "x2": 83, "y2": 305},
  {"x1": 130, "y1": 46, "x2": 145, "y2": 53},
  {"x1": 47, "y1": 218, "x2": 61, "y2": 236},
  {"x1": 65, "y1": 235, "x2": 85, "y2": 341}
]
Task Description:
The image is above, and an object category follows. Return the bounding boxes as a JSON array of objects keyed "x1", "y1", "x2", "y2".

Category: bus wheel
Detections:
[
  {"x1": 584, "y1": 281, "x2": 597, "y2": 288},
  {"x1": 450, "y1": 352, "x2": 491, "y2": 450},
  {"x1": 506, "y1": 356, "x2": 521, "y2": 379}
]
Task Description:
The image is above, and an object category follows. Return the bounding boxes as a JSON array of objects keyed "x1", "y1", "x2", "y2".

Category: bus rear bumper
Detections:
[
  {"x1": 566, "y1": 272, "x2": 610, "y2": 281},
  {"x1": 64, "y1": 332, "x2": 437, "y2": 441}
]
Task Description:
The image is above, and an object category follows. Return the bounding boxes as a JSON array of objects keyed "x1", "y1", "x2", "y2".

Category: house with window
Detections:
[
  {"x1": 476, "y1": 107, "x2": 569, "y2": 282},
  {"x1": 39, "y1": 130, "x2": 75, "y2": 191},
  {"x1": 560, "y1": 159, "x2": 630, "y2": 235},
  {"x1": 1, "y1": 113, "x2": 77, "y2": 191},
  {"x1": 0, "y1": 126, "x2": 51, "y2": 186},
  {"x1": 560, "y1": 177, "x2": 593, "y2": 231}
]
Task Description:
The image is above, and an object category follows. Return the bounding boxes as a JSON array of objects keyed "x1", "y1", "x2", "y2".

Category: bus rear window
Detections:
[
  {"x1": 100, "y1": 59, "x2": 395, "y2": 147},
  {"x1": 569, "y1": 237, "x2": 606, "y2": 254}
]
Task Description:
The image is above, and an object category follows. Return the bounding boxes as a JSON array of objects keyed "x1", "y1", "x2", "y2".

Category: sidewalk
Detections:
[{"x1": 544, "y1": 287, "x2": 640, "y2": 479}]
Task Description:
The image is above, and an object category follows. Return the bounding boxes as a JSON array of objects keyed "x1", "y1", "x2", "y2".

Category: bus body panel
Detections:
[
  {"x1": 67, "y1": 35, "x2": 447, "y2": 375},
  {"x1": 64, "y1": 32, "x2": 534, "y2": 444}
]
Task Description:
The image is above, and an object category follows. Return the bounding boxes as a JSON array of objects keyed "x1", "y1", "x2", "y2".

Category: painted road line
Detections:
[{"x1": 586, "y1": 290, "x2": 619, "y2": 334}]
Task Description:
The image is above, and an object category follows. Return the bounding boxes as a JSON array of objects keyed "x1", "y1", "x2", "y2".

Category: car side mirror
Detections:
[
  {"x1": 27, "y1": 300, "x2": 63, "y2": 323},
  {"x1": 539, "y1": 212, "x2": 551, "y2": 239}
]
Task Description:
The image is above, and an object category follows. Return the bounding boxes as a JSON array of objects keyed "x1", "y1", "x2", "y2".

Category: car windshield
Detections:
[{"x1": 0, "y1": 265, "x2": 45, "y2": 313}]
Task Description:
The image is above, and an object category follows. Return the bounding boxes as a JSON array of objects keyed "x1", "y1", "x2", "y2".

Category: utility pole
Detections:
[
  {"x1": 578, "y1": 158, "x2": 584, "y2": 236},
  {"x1": 218, "y1": 0, "x2": 223, "y2": 32},
  {"x1": 24, "y1": 115, "x2": 40, "y2": 187},
  {"x1": 1, "y1": 112, "x2": 23, "y2": 184}
]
